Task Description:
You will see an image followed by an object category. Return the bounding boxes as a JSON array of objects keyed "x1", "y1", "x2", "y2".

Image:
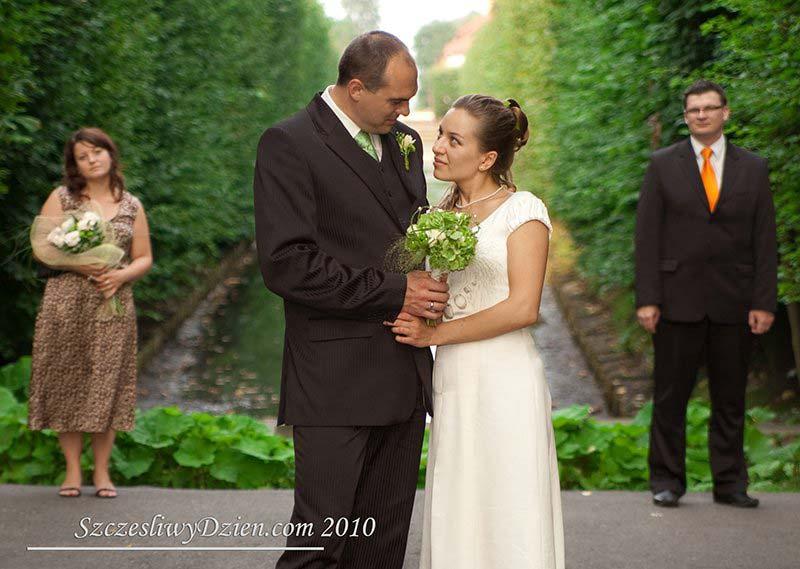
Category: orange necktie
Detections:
[{"x1": 701, "y1": 147, "x2": 719, "y2": 212}]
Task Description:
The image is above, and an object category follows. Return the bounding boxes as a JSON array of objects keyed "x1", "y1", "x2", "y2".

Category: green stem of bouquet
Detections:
[
  {"x1": 108, "y1": 295, "x2": 125, "y2": 316},
  {"x1": 96, "y1": 293, "x2": 125, "y2": 321}
]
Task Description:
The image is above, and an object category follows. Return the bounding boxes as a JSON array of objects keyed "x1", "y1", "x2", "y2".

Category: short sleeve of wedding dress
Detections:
[{"x1": 505, "y1": 191, "x2": 553, "y2": 238}]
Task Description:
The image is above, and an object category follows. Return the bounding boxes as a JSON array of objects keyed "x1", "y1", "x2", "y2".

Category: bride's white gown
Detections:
[{"x1": 421, "y1": 190, "x2": 565, "y2": 569}]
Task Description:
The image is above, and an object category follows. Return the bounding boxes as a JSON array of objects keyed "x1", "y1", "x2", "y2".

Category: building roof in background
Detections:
[{"x1": 436, "y1": 13, "x2": 490, "y2": 69}]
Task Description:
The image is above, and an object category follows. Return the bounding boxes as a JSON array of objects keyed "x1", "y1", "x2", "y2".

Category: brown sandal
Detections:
[
  {"x1": 58, "y1": 487, "x2": 81, "y2": 498},
  {"x1": 94, "y1": 487, "x2": 117, "y2": 499}
]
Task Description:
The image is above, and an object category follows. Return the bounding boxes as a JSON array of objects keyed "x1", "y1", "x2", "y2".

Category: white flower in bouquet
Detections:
[
  {"x1": 64, "y1": 230, "x2": 81, "y2": 247},
  {"x1": 47, "y1": 227, "x2": 65, "y2": 247},
  {"x1": 77, "y1": 211, "x2": 100, "y2": 231},
  {"x1": 425, "y1": 229, "x2": 446, "y2": 246},
  {"x1": 61, "y1": 217, "x2": 76, "y2": 232}
]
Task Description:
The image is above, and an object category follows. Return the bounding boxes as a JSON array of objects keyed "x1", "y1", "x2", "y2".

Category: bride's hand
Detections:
[{"x1": 383, "y1": 312, "x2": 437, "y2": 348}]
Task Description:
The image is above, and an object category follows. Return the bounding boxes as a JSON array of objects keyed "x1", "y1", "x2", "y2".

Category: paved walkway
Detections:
[
  {"x1": 3, "y1": 485, "x2": 798, "y2": 568},
  {"x1": 534, "y1": 284, "x2": 607, "y2": 417}
]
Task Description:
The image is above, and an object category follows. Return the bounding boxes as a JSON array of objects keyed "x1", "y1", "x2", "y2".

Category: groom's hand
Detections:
[
  {"x1": 636, "y1": 305, "x2": 660, "y2": 334},
  {"x1": 401, "y1": 270, "x2": 449, "y2": 321}
]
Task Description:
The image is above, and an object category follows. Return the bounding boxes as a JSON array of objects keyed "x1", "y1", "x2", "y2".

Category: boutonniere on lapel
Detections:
[{"x1": 394, "y1": 132, "x2": 416, "y2": 171}]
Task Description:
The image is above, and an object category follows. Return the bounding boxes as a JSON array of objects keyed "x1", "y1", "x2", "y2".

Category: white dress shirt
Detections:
[
  {"x1": 690, "y1": 133, "x2": 726, "y2": 189},
  {"x1": 321, "y1": 86, "x2": 383, "y2": 161}
]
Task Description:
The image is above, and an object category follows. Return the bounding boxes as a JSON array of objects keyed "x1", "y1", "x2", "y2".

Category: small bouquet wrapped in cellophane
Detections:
[
  {"x1": 30, "y1": 202, "x2": 126, "y2": 320},
  {"x1": 403, "y1": 207, "x2": 479, "y2": 325}
]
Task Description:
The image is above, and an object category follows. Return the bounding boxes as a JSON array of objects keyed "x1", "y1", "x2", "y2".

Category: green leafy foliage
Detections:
[
  {"x1": 703, "y1": 0, "x2": 800, "y2": 301},
  {"x1": 547, "y1": 400, "x2": 800, "y2": 491},
  {"x1": 0, "y1": 0, "x2": 337, "y2": 362},
  {"x1": 428, "y1": 68, "x2": 462, "y2": 119},
  {"x1": 1, "y1": 365, "x2": 796, "y2": 490},
  {"x1": 460, "y1": 0, "x2": 554, "y2": 198},
  {"x1": 459, "y1": 0, "x2": 799, "y2": 307},
  {"x1": 0, "y1": 390, "x2": 295, "y2": 489},
  {"x1": 0, "y1": 356, "x2": 31, "y2": 400}
]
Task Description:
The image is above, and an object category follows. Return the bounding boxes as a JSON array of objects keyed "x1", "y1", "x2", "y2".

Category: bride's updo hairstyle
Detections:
[
  {"x1": 438, "y1": 95, "x2": 530, "y2": 210},
  {"x1": 453, "y1": 94, "x2": 529, "y2": 188}
]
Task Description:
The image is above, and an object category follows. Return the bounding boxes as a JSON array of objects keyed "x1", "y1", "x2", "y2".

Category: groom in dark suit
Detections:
[
  {"x1": 635, "y1": 80, "x2": 777, "y2": 508},
  {"x1": 253, "y1": 32, "x2": 449, "y2": 568}
]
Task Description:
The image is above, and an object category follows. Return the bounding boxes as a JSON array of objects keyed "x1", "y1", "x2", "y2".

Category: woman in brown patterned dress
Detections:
[{"x1": 28, "y1": 127, "x2": 153, "y2": 498}]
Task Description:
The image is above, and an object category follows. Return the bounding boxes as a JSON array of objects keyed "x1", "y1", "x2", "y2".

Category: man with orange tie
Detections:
[{"x1": 634, "y1": 80, "x2": 777, "y2": 508}]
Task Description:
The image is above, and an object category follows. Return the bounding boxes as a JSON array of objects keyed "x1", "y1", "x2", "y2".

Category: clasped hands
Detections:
[
  {"x1": 383, "y1": 270, "x2": 449, "y2": 348},
  {"x1": 75, "y1": 264, "x2": 125, "y2": 299}
]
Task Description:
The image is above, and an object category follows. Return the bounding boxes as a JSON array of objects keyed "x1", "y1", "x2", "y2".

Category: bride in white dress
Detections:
[{"x1": 385, "y1": 95, "x2": 565, "y2": 568}]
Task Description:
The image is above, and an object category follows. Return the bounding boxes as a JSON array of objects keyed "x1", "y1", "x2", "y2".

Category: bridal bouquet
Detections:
[
  {"x1": 30, "y1": 205, "x2": 126, "y2": 319},
  {"x1": 404, "y1": 207, "x2": 479, "y2": 324},
  {"x1": 405, "y1": 206, "x2": 479, "y2": 278}
]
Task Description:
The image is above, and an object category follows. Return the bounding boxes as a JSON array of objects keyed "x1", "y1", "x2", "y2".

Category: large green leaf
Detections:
[
  {"x1": 174, "y1": 435, "x2": 216, "y2": 468},
  {"x1": 112, "y1": 445, "x2": 155, "y2": 479},
  {"x1": 130, "y1": 407, "x2": 194, "y2": 448}
]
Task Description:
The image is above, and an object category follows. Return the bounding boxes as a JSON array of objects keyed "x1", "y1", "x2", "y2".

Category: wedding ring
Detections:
[{"x1": 429, "y1": 301, "x2": 435, "y2": 312}]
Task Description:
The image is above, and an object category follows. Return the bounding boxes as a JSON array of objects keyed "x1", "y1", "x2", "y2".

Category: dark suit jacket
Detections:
[
  {"x1": 635, "y1": 137, "x2": 777, "y2": 323},
  {"x1": 253, "y1": 93, "x2": 433, "y2": 426}
]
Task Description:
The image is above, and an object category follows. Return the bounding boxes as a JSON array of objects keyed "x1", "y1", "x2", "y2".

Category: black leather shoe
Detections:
[
  {"x1": 713, "y1": 491, "x2": 759, "y2": 508},
  {"x1": 653, "y1": 489, "x2": 680, "y2": 507}
]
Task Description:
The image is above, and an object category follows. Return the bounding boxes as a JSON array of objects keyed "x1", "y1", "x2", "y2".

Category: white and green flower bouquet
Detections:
[
  {"x1": 30, "y1": 205, "x2": 126, "y2": 319},
  {"x1": 404, "y1": 207, "x2": 479, "y2": 280},
  {"x1": 402, "y1": 207, "x2": 479, "y2": 324},
  {"x1": 45, "y1": 211, "x2": 105, "y2": 253}
]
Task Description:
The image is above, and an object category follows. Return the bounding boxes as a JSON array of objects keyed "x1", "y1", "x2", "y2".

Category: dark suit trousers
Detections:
[
  {"x1": 276, "y1": 387, "x2": 426, "y2": 569},
  {"x1": 648, "y1": 317, "x2": 753, "y2": 495}
]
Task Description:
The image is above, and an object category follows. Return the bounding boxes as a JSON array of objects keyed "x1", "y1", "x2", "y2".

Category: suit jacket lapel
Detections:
[
  {"x1": 715, "y1": 140, "x2": 741, "y2": 212},
  {"x1": 677, "y1": 138, "x2": 711, "y2": 213},
  {"x1": 307, "y1": 95, "x2": 403, "y2": 231}
]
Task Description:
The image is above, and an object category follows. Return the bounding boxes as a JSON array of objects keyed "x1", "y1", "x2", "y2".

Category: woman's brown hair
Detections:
[
  {"x1": 439, "y1": 95, "x2": 530, "y2": 209},
  {"x1": 63, "y1": 127, "x2": 126, "y2": 201}
]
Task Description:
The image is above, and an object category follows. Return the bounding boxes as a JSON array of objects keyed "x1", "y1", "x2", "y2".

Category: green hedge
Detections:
[
  {"x1": 703, "y1": 0, "x2": 800, "y2": 302},
  {"x1": 0, "y1": 0, "x2": 336, "y2": 362},
  {"x1": 460, "y1": 0, "x2": 799, "y2": 305},
  {"x1": 428, "y1": 67, "x2": 462, "y2": 119},
  {"x1": 459, "y1": 0, "x2": 554, "y2": 208},
  {"x1": 2, "y1": 357, "x2": 797, "y2": 490}
]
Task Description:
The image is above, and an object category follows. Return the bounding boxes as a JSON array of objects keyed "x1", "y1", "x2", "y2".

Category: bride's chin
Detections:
[{"x1": 432, "y1": 171, "x2": 451, "y2": 182}]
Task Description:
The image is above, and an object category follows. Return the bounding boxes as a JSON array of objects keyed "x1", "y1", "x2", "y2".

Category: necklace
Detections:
[{"x1": 454, "y1": 184, "x2": 507, "y2": 208}]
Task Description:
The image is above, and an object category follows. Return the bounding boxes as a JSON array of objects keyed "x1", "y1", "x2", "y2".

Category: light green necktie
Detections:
[{"x1": 355, "y1": 130, "x2": 378, "y2": 161}]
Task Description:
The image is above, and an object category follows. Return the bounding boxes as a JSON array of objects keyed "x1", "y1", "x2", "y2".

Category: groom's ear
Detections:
[{"x1": 348, "y1": 79, "x2": 367, "y2": 102}]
